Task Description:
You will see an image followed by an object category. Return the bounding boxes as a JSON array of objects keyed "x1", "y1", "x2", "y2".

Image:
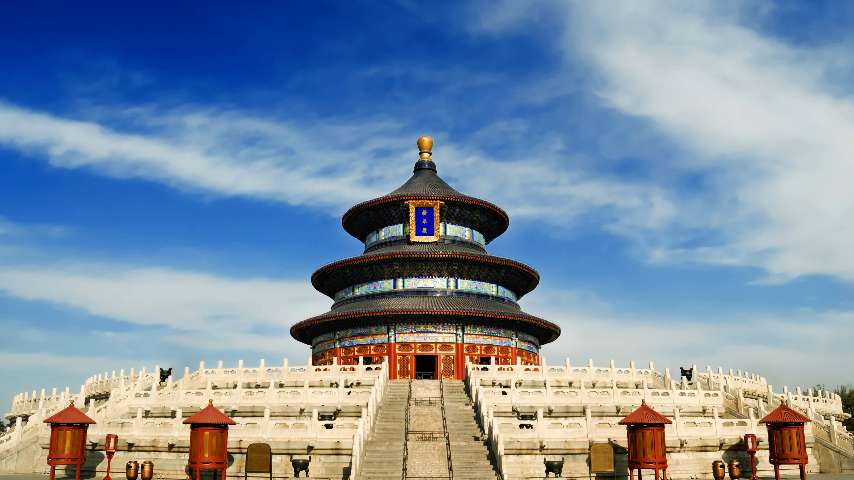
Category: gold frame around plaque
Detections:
[{"x1": 406, "y1": 200, "x2": 443, "y2": 243}]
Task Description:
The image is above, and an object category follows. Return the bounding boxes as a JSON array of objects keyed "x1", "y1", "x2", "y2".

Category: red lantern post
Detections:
[
  {"x1": 184, "y1": 400, "x2": 236, "y2": 480},
  {"x1": 619, "y1": 401, "x2": 671, "y2": 480},
  {"x1": 760, "y1": 403, "x2": 811, "y2": 480},
  {"x1": 103, "y1": 434, "x2": 118, "y2": 480},
  {"x1": 744, "y1": 433, "x2": 758, "y2": 480},
  {"x1": 43, "y1": 401, "x2": 96, "y2": 480}
]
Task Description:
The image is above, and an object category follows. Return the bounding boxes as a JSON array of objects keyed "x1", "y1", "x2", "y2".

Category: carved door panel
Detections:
[
  {"x1": 440, "y1": 355, "x2": 456, "y2": 379},
  {"x1": 397, "y1": 354, "x2": 412, "y2": 379}
]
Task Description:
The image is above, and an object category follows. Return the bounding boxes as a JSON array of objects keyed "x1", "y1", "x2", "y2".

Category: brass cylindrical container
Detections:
[
  {"x1": 140, "y1": 461, "x2": 154, "y2": 480},
  {"x1": 712, "y1": 460, "x2": 726, "y2": 480},
  {"x1": 125, "y1": 461, "x2": 139, "y2": 480},
  {"x1": 728, "y1": 459, "x2": 742, "y2": 480}
]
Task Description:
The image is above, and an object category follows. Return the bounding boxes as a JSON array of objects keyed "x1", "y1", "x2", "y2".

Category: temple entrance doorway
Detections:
[{"x1": 415, "y1": 355, "x2": 437, "y2": 379}]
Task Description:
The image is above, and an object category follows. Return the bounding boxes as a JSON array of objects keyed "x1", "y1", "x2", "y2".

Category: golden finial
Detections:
[{"x1": 417, "y1": 136, "x2": 434, "y2": 161}]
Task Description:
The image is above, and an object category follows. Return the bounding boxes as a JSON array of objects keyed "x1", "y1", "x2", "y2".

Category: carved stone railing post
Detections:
[{"x1": 584, "y1": 405, "x2": 592, "y2": 441}]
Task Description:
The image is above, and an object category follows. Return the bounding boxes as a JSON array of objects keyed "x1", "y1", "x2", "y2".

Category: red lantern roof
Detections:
[
  {"x1": 183, "y1": 400, "x2": 236, "y2": 425},
  {"x1": 619, "y1": 401, "x2": 672, "y2": 425},
  {"x1": 760, "y1": 403, "x2": 811, "y2": 424},
  {"x1": 43, "y1": 401, "x2": 96, "y2": 425}
]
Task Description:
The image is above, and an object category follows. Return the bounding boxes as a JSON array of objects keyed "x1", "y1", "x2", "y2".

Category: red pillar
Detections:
[
  {"x1": 388, "y1": 342, "x2": 397, "y2": 379},
  {"x1": 455, "y1": 342, "x2": 465, "y2": 380}
]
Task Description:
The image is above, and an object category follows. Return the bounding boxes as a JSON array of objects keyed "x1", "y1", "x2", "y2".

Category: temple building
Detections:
[
  {"x1": 1, "y1": 137, "x2": 852, "y2": 479},
  {"x1": 291, "y1": 136, "x2": 560, "y2": 379}
]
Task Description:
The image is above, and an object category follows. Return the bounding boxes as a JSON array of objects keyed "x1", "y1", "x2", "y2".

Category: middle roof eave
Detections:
[{"x1": 310, "y1": 250, "x2": 541, "y2": 299}]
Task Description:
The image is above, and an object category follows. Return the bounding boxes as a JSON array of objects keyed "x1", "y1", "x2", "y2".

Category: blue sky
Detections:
[{"x1": 2, "y1": 1, "x2": 854, "y2": 413}]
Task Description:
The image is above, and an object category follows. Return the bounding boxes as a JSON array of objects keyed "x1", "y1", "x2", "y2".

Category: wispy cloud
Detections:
[
  {"x1": 0, "y1": 216, "x2": 67, "y2": 238},
  {"x1": 0, "y1": 351, "x2": 139, "y2": 402},
  {"x1": 569, "y1": 2, "x2": 854, "y2": 282},
  {"x1": 5, "y1": 0, "x2": 854, "y2": 286},
  {"x1": 0, "y1": 216, "x2": 329, "y2": 412},
  {"x1": 0, "y1": 351, "x2": 137, "y2": 374},
  {"x1": 0, "y1": 262, "x2": 329, "y2": 351},
  {"x1": 471, "y1": 1, "x2": 854, "y2": 283},
  {"x1": 0, "y1": 101, "x2": 397, "y2": 210},
  {"x1": 527, "y1": 288, "x2": 854, "y2": 388},
  {"x1": 0, "y1": 100, "x2": 673, "y2": 231}
]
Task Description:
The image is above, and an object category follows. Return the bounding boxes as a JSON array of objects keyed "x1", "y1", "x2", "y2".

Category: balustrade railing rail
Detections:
[
  {"x1": 348, "y1": 358, "x2": 388, "y2": 480},
  {"x1": 464, "y1": 357, "x2": 853, "y2": 478},
  {"x1": 1, "y1": 358, "x2": 389, "y2": 468}
]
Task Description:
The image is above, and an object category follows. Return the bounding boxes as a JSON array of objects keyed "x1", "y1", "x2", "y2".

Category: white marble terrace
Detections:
[
  {"x1": 1, "y1": 356, "x2": 851, "y2": 479},
  {"x1": 465, "y1": 358, "x2": 852, "y2": 479},
  {"x1": 0, "y1": 358, "x2": 388, "y2": 479}
]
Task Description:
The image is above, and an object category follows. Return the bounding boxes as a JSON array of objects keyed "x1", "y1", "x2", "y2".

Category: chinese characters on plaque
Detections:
[{"x1": 406, "y1": 200, "x2": 443, "y2": 243}]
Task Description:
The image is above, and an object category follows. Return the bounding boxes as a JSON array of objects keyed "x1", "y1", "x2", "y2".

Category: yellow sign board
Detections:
[{"x1": 590, "y1": 442, "x2": 615, "y2": 473}]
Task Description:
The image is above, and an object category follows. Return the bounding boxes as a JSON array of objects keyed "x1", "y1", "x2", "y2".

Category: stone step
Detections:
[
  {"x1": 439, "y1": 381, "x2": 501, "y2": 480},
  {"x1": 359, "y1": 379, "x2": 501, "y2": 480},
  {"x1": 356, "y1": 381, "x2": 411, "y2": 480}
]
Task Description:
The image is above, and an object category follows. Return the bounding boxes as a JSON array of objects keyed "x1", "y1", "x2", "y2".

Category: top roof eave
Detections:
[
  {"x1": 342, "y1": 193, "x2": 509, "y2": 239},
  {"x1": 340, "y1": 164, "x2": 510, "y2": 242},
  {"x1": 618, "y1": 402, "x2": 672, "y2": 425},
  {"x1": 759, "y1": 403, "x2": 812, "y2": 424},
  {"x1": 43, "y1": 403, "x2": 96, "y2": 424},
  {"x1": 183, "y1": 402, "x2": 237, "y2": 425}
]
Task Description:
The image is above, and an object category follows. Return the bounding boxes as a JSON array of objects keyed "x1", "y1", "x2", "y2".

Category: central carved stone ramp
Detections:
[
  {"x1": 356, "y1": 379, "x2": 410, "y2": 480},
  {"x1": 442, "y1": 380, "x2": 501, "y2": 480},
  {"x1": 358, "y1": 379, "x2": 500, "y2": 479},
  {"x1": 406, "y1": 380, "x2": 449, "y2": 478}
]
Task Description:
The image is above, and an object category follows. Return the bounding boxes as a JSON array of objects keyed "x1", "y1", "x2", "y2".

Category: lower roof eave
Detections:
[{"x1": 290, "y1": 309, "x2": 560, "y2": 346}]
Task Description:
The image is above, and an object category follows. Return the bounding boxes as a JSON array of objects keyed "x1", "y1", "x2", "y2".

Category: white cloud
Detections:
[
  {"x1": 0, "y1": 257, "x2": 329, "y2": 414},
  {"x1": 5, "y1": 0, "x2": 854, "y2": 289},
  {"x1": 526, "y1": 288, "x2": 854, "y2": 388},
  {"x1": 0, "y1": 100, "x2": 674, "y2": 232},
  {"x1": 469, "y1": 1, "x2": 854, "y2": 283},
  {"x1": 0, "y1": 263, "x2": 330, "y2": 351},
  {"x1": 566, "y1": 2, "x2": 854, "y2": 282},
  {"x1": 0, "y1": 218, "x2": 15, "y2": 236},
  {"x1": 0, "y1": 102, "x2": 393, "y2": 210},
  {"x1": 0, "y1": 351, "x2": 137, "y2": 375},
  {"x1": 0, "y1": 216, "x2": 66, "y2": 239},
  {"x1": 443, "y1": 141, "x2": 675, "y2": 231},
  {"x1": 0, "y1": 351, "x2": 140, "y2": 415}
]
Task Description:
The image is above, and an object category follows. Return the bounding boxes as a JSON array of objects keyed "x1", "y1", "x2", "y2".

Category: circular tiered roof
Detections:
[
  {"x1": 341, "y1": 159, "x2": 509, "y2": 243},
  {"x1": 291, "y1": 136, "x2": 559, "y2": 346}
]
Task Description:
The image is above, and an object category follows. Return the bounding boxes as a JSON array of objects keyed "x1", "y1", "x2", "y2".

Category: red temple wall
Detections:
[{"x1": 311, "y1": 341, "x2": 540, "y2": 380}]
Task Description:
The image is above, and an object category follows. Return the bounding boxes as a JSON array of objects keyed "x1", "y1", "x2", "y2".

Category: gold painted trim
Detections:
[{"x1": 406, "y1": 200, "x2": 443, "y2": 243}]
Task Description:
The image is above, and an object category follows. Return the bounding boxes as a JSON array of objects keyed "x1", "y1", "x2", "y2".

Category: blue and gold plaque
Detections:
[{"x1": 406, "y1": 200, "x2": 443, "y2": 243}]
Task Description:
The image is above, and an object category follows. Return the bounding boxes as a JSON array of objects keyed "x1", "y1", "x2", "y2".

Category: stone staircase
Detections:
[
  {"x1": 406, "y1": 380, "x2": 449, "y2": 478},
  {"x1": 356, "y1": 379, "x2": 500, "y2": 479},
  {"x1": 356, "y1": 380, "x2": 410, "y2": 480},
  {"x1": 443, "y1": 380, "x2": 501, "y2": 480}
]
